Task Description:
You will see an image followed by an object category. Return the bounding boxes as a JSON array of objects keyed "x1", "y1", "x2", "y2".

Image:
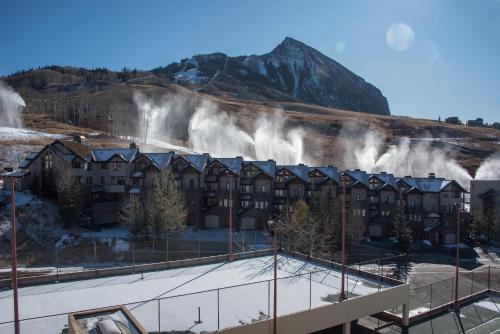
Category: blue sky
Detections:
[{"x1": 1, "y1": 0, "x2": 499, "y2": 122}]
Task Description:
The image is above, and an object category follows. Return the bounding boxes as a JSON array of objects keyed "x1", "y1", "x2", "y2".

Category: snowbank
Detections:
[{"x1": 0, "y1": 126, "x2": 67, "y2": 140}]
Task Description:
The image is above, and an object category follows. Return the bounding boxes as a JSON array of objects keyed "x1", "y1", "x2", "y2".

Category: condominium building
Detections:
[{"x1": 6, "y1": 138, "x2": 468, "y2": 245}]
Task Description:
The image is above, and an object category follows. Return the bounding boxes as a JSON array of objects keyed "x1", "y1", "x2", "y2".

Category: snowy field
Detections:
[{"x1": 0, "y1": 254, "x2": 390, "y2": 334}]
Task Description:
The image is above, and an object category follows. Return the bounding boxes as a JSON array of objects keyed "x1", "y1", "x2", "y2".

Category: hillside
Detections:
[{"x1": 153, "y1": 37, "x2": 390, "y2": 115}]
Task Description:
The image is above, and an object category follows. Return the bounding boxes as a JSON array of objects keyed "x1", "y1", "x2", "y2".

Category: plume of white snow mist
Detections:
[
  {"x1": 475, "y1": 153, "x2": 500, "y2": 180},
  {"x1": 135, "y1": 92, "x2": 308, "y2": 164},
  {"x1": 0, "y1": 81, "x2": 25, "y2": 128},
  {"x1": 340, "y1": 122, "x2": 472, "y2": 188}
]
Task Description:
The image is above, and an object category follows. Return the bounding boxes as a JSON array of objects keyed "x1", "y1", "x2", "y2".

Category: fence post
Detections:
[
  {"x1": 157, "y1": 298, "x2": 161, "y2": 333},
  {"x1": 56, "y1": 248, "x2": 60, "y2": 281},
  {"x1": 167, "y1": 237, "x2": 169, "y2": 262},
  {"x1": 488, "y1": 266, "x2": 491, "y2": 290},
  {"x1": 429, "y1": 283, "x2": 433, "y2": 309},
  {"x1": 471, "y1": 271, "x2": 474, "y2": 296},
  {"x1": 267, "y1": 280, "x2": 271, "y2": 320},
  {"x1": 451, "y1": 278, "x2": 454, "y2": 302},
  {"x1": 132, "y1": 241, "x2": 135, "y2": 271},
  {"x1": 217, "y1": 288, "x2": 220, "y2": 330},
  {"x1": 198, "y1": 236, "x2": 201, "y2": 259},
  {"x1": 309, "y1": 272, "x2": 312, "y2": 309}
]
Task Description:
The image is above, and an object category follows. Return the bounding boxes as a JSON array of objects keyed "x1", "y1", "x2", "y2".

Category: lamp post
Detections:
[
  {"x1": 340, "y1": 175, "x2": 349, "y2": 302},
  {"x1": 6, "y1": 173, "x2": 22, "y2": 334},
  {"x1": 268, "y1": 220, "x2": 279, "y2": 334},
  {"x1": 454, "y1": 204, "x2": 461, "y2": 311}
]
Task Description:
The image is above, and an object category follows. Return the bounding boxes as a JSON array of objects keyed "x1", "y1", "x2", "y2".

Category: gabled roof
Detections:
[
  {"x1": 243, "y1": 160, "x2": 276, "y2": 178},
  {"x1": 178, "y1": 153, "x2": 209, "y2": 173},
  {"x1": 345, "y1": 169, "x2": 369, "y2": 188},
  {"x1": 210, "y1": 157, "x2": 243, "y2": 175},
  {"x1": 91, "y1": 148, "x2": 138, "y2": 162},
  {"x1": 370, "y1": 172, "x2": 397, "y2": 190},
  {"x1": 144, "y1": 152, "x2": 173, "y2": 170},
  {"x1": 277, "y1": 164, "x2": 309, "y2": 183},
  {"x1": 309, "y1": 166, "x2": 340, "y2": 184},
  {"x1": 52, "y1": 140, "x2": 92, "y2": 161},
  {"x1": 398, "y1": 176, "x2": 467, "y2": 193}
]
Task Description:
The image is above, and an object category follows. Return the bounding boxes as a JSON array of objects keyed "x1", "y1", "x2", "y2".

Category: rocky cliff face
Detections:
[{"x1": 155, "y1": 37, "x2": 390, "y2": 115}]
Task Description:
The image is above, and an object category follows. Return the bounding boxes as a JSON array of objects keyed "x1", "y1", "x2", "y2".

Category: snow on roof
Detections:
[
  {"x1": 278, "y1": 164, "x2": 309, "y2": 182},
  {"x1": 0, "y1": 254, "x2": 392, "y2": 334},
  {"x1": 92, "y1": 148, "x2": 138, "y2": 162},
  {"x1": 244, "y1": 160, "x2": 276, "y2": 178}
]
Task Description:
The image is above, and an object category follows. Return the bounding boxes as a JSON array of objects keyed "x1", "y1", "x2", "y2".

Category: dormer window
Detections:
[
  {"x1": 44, "y1": 151, "x2": 53, "y2": 169},
  {"x1": 73, "y1": 161, "x2": 82, "y2": 169}
]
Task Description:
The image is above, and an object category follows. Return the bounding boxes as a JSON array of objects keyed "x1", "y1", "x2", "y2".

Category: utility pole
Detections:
[
  {"x1": 454, "y1": 205, "x2": 461, "y2": 311},
  {"x1": 8, "y1": 175, "x2": 20, "y2": 334},
  {"x1": 228, "y1": 173, "x2": 233, "y2": 261},
  {"x1": 268, "y1": 220, "x2": 279, "y2": 334},
  {"x1": 340, "y1": 175, "x2": 349, "y2": 302}
]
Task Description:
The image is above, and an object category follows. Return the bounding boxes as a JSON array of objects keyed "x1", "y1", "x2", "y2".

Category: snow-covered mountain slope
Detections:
[{"x1": 154, "y1": 37, "x2": 390, "y2": 115}]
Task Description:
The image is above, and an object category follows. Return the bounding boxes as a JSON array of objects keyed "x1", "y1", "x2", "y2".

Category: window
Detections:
[
  {"x1": 100, "y1": 176, "x2": 105, "y2": 185},
  {"x1": 226, "y1": 182, "x2": 230, "y2": 191},
  {"x1": 265, "y1": 201, "x2": 269, "y2": 209},
  {"x1": 73, "y1": 161, "x2": 82, "y2": 169},
  {"x1": 117, "y1": 177, "x2": 126, "y2": 185},
  {"x1": 275, "y1": 189, "x2": 286, "y2": 197},
  {"x1": 294, "y1": 189, "x2": 299, "y2": 197},
  {"x1": 241, "y1": 200, "x2": 251, "y2": 208},
  {"x1": 356, "y1": 194, "x2": 361, "y2": 201},
  {"x1": 86, "y1": 177, "x2": 92, "y2": 185},
  {"x1": 224, "y1": 199, "x2": 229, "y2": 207},
  {"x1": 86, "y1": 163, "x2": 92, "y2": 171},
  {"x1": 44, "y1": 151, "x2": 53, "y2": 169},
  {"x1": 443, "y1": 193, "x2": 449, "y2": 198},
  {"x1": 189, "y1": 179, "x2": 194, "y2": 189},
  {"x1": 242, "y1": 185, "x2": 252, "y2": 193},
  {"x1": 362, "y1": 209, "x2": 366, "y2": 217},
  {"x1": 255, "y1": 201, "x2": 259, "y2": 209},
  {"x1": 113, "y1": 162, "x2": 120, "y2": 172},
  {"x1": 261, "y1": 184, "x2": 266, "y2": 193},
  {"x1": 410, "y1": 200, "x2": 416, "y2": 207},
  {"x1": 454, "y1": 192, "x2": 461, "y2": 199},
  {"x1": 101, "y1": 163, "x2": 108, "y2": 170},
  {"x1": 383, "y1": 196, "x2": 389, "y2": 204}
]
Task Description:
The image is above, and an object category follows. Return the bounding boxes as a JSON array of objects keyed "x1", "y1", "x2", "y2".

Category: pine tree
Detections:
[
  {"x1": 145, "y1": 169, "x2": 187, "y2": 239},
  {"x1": 392, "y1": 208, "x2": 412, "y2": 252},
  {"x1": 117, "y1": 194, "x2": 145, "y2": 238}
]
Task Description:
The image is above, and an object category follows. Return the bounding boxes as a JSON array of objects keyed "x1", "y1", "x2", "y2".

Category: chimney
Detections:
[
  {"x1": 73, "y1": 135, "x2": 82, "y2": 144},
  {"x1": 404, "y1": 175, "x2": 411, "y2": 178},
  {"x1": 428, "y1": 172, "x2": 436, "y2": 178},
  {"x1": 381, "y1": 171, "x2": 386, "y2": 174},
  {"x1": 130, "y1": 143, "x2": 138, "y2": 149}
]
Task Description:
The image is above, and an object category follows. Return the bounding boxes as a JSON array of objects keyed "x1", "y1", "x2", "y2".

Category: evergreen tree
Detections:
[
  {"x1": 117, "y1": 194, "x2": 145, "y2": 238},
  {"x1": 392, "y1": 208, "x2": 412, "y2": 252},
  {"x1": 145, "y1": 168, "x2": 187, "y2": 238}
]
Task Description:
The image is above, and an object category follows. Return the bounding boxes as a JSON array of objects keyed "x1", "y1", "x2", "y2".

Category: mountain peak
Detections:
[{"x1": 274, "y1": 37, "x2": 310, "y2": 52}]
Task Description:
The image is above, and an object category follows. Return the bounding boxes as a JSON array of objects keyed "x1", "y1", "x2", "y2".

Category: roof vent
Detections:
[
  {"x1": 428, "y1": 172, "x2": 436, "y2": 178},
  {"x1": 299, "y1": 163, "x2": 305, "y2": 166},
  {"x1": 73, "y1": 135, "x2": 82, "y2": 144},
  {"x1": 130, "y1": 143, "x2": 137, "y2": 149}
]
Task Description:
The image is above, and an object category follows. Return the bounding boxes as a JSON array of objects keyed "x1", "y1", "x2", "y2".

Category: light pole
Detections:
[
  {"x1": 268, "y1": 220, "x2": 279, "y2": 334},
  {"x1": 340, "y1": 175, "x2": 349, "y2": 302},
  {"x1": 454, "y1": 204, "x2": 461, "y2": 311}
]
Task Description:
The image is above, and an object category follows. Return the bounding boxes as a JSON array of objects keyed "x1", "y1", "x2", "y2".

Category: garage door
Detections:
[
  {"x1": 369, "y1": 225, "x2": 382, "y2": 237},
  {"x1": 241, "y1": 217, "x2": 256, "y2": 230},
  {"x1": 205, "y1": 215, "x2": 220, "y2": 228}
]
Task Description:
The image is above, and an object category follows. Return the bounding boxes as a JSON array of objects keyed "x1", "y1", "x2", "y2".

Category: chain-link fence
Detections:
[{"x1": 0, "y1": 262, "x2": 390, "y2": 334}]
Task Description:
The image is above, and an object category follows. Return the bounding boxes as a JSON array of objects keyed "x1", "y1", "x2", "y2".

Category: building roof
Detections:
[
  {"x1": 213, "y1": 157, "x2": 243, "y2": 175},
  {"x1": 144, "y1": 152, "x2": 173, "y2": 170},
  {"x1": 310, "y1": 166, "x2": 340, "y2": 183},
  {"x1": 244, "y1": 160, "x2": 276, "y2": 178},
  {"x1": 278, "y1": 164, "x2": 309, "y2": 183},
  {"x1": 91, "y1": 148, "x2": 138, "y2": 162},
  {"x1": 52, "y1": 140, "x2": 92, "y2": 161},
  {"x1": 370, "y1": 172, "x2": 397, "y2": 190},
  {"x1": 346, "y1": 169, "x2": 369, "y2": 188},
  {"x1": 18, "y1": 152, "x2": 39, "y2": 169},
  {"x1": 398, "y1": 177, "x2": 467, "y2": 193},
  {"x1": 182, "y1": 153, "x2": 209, "y2": 173}
]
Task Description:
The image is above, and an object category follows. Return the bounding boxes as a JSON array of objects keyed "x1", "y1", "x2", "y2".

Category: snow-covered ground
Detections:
[
  {"x1": 0, "y1": 255, "x2": 390, "y2": 334},
  {"x1": 0, "y1": 126, "x2": 67, "y2": 141}
]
